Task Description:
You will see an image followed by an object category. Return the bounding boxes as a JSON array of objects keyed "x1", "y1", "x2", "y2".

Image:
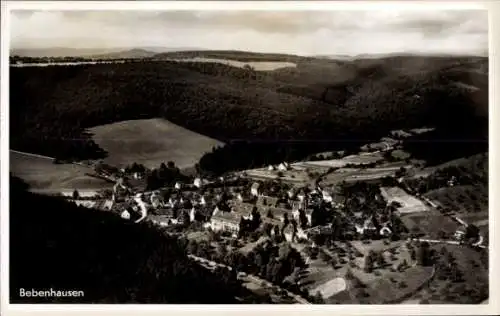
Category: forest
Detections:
[
  {"x1": 10, "y1": 53, "x2": 488, "y2": 173},
  {"x1": 9, "y1": 175, "x2": 252, "y2": 303}
]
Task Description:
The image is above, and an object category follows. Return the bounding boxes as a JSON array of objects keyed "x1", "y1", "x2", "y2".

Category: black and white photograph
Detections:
[{"x1": 1, "y1": 1, "x2": 496, "y2": 312}]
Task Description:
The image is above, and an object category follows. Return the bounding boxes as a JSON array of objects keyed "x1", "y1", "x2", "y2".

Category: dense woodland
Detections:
[
  {"x1": 10, "y1": 176, "x2": 254, "y2": 303},
  {"x1": 10, "y1": 53, "x2": 488, "y2": 173}
]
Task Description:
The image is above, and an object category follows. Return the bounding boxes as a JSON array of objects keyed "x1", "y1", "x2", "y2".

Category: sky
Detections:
[{"x1": 10, "y1": 10, "x2": 488, "y2": 56}]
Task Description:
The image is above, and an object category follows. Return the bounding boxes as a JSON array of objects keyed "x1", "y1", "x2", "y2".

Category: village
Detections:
[{"x1": 62, "y1": 127, "x2": 486, "y2": 303}]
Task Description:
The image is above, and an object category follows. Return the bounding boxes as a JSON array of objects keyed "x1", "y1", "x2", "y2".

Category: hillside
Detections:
[
  {"x1": 9, "y1": 176, "x2": 247, "y2": 303},
  {"x1": 10, "y1": 53, "x2": 488, "y2": 173}
]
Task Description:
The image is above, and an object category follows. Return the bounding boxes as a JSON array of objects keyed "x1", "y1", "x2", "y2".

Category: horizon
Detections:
[{"x1": 10, "y1": 10, "x2": 488, "y2": 57}]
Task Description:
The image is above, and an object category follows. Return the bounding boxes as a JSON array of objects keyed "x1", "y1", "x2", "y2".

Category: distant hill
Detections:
[
  {"x1": 10, "y1": 46, "x2": 206, "y2": 58},
  {"x1": 91, "y1": 48, "x2": 158, "y2": 60},
  {"x1": 10, "y1": 52, "x2": 488, "y2": 173}
]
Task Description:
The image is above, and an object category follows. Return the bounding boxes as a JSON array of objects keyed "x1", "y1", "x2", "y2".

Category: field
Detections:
[
  {"x1": 319, "y1": 165, "x2": 413, "y2": 186},
  {"x1": 406, "y1": 244, "x2": 488, "y2": 304},
  {"x1": 244, "y1": 167, "x2": 311, "y2": 184},
  {"x1": 88, "y1": 118, "x2": 223, "y2": 169},
  {"x1": 310, "y1": 277, "x2": 347, "y2": 298},
  {"x1": 400, "y1": 210, "x2": 460, "y2": 239},
  {"x1": 424, "y1": 184, "x2": 488, "y2": 214},
  {"x1": 10, "y1": 151, "x2": 111, "y2": 192},
  {"x1": 168, "y1": 57, "x2": 297, "y2": 71},
  {"x1": 328, "y1": 241, "x2": 435, "y2": 304},
  {"x1": 297, "y1": 152, "x2": 384, "y2": 169},
  {"x1": 380, "y1": 187, "x2": 429, "y2": 214}
]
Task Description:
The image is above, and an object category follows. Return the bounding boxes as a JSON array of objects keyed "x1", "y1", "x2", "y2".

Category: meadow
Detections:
[
  {"x1": 88, "y1": 118, "x2": 223, "y2": 170},
  {"x1": 10, "y1": 150, "x2": 111, "y2": 192}
]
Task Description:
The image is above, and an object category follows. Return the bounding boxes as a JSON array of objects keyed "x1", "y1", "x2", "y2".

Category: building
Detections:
[
  {"x1": 454, "y1": 226, "x2": 467, "y2": 241},
  {"x1": 209, "y1": 211, "x2": 241, "y2": 235},
  {"x1": 278, "y1": 162, "x2": 289, "y2": 171},
  {"x1": 121, "y1": 210, "x2": 131, "y2": 220},
  {"x1": 175, "y1": 182, "x2": 182, "y2": 190},
  {"x1": 149, "y1": 215, "x2": 172, "y2": 227},
  {"x1": 251, "y1": 182, "x2": 261, "y2": 197},
  {"x1": 194, "y1": 178, "x2": 203, "y2": 188},
  {"x1": 268, "y1": 165, "x2": 275, "y2": 171},
  {"x1": 283, "y1": 224, "x2": 296, "y2": 242}
]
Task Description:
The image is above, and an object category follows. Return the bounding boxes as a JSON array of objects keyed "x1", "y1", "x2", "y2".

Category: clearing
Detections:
[
  {"x1": 400, "y1": 210, "x2": 460, "y2": 239},
  {"x1": 380, "y1": 187, "x2": 430, "y2": 214},
  {"x1": 88, "y1": 118, "x2": 223, "y2": 170},
  {"x1": 167, "y1": 57, "x2": 297, "y2": 71},
  {"x1": 10, "y1": 150, "x2": 111, "y2": 192}
]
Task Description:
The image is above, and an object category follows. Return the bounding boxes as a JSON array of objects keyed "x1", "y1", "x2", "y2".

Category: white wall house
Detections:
[
  {"x1": 251, "y1": 183, "x2": 261, "y2": 197},
  {"x1": 194, "y1": 178, "x2": 203, "y2": 188}
]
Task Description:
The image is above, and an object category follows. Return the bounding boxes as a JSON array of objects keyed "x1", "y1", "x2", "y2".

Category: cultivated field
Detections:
[
  {"x1": 168, "y1": 57, "x2": 297, "y2": 71},
  {"x1": 10, "y1": 151, "x2": 111, "y2": 192},
  {"x1": 244, "y1": 167, "x2": 311, "y2": 184},
  {"x1": 310, "y1": 277, "x2": 347, "y2": 298},
  {"x1": 380, "y1": 187, "x2": 429, "y2": 214},
  {"x1": 319, "y1": 165, "x2": 413, "y2": 186},
  {"x1": 88, "y1": 118, "x2": 224, "y2": 169},
  {"x1": 296, "y1": 152, "x2": 384, "y2": 169}
]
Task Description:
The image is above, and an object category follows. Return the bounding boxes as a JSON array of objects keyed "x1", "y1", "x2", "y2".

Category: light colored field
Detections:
[
  {"x1": 169, "y1": 57, "x2": 297, "y2": 71},
  {"x1": 10, "y1": 150, "x2": 111, "y2": 191},
  {"x1": 380, "y1": 187, "x2": 429, "y2": 214},
  {"x1": 310, "y1": 278, "x2": 347, "y2": 298},
  {"x1": 88, "y1": 118, "x2": 223, "y2": 169},
  {"x1": 320, "y1": 165, "x2": 412, "y2": 186},
  {"x1": 244, "y1": 168, "x2": 309, "y2": 183},
  {"x1": 297, "y1": 152, "x2": 383, "y2": 169}
]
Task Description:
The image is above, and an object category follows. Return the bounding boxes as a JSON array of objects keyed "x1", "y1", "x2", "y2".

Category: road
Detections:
[
  {"x1": 187, "y1": 254, "x2": 311, "y2": 304},
  {"x1": 10, "y1": 149, "x2": 89, "y2": 167},
  {"x1": 410, "y1": 238, "x2": 486, "y2": 249}
]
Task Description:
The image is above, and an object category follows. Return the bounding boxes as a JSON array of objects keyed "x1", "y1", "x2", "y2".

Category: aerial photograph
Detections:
[{"x1": 8, "y1": 8, "x2": 489, "y2": 305}]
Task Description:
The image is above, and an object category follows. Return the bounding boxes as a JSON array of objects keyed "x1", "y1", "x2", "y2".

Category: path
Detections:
[
  {"x1": 187, "y1": 254, "x2": 310, "y2": 304},
  {"x1": 10, "y1": 149, "x2": 89, "y2": 167}
]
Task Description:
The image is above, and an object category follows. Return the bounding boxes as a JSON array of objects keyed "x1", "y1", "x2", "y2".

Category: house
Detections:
[
  {"x1": 193, "y1": 178, "x2": 203, "y2": 188},
  {"x1": 199, "y1": 195, "x2": 207, "y2": 206},
  {"x1": 236, "y1": 193, "x2": 244, "y2": 202},
  {"x1": 356, "y1": 217, "x2": 377, "y2": 235},
  {"x1": 287, "y1": 188, "x2": 296, "y2": 199},
  {"x1": 175, "y1": 182, "x2": 182, "y2": 190},
  {"x1": 251, "y1": 182, "x2": 261, "y2": 197},
  {"x1": 322, "y1": 190, "x2": 333, "y2": 203},
  {"x1": 149, "y1": 215, "x2": 172, "y2": 227},
  {"x1": 209, "y1": 211, "x2": 241, "y2": 235},
  {"x1": 268, "y1": 165, "x2": 275, "y2": 171},
  {"x1": 150, "y1": 192, "x2": 164, "y2": 209},
  {"x1": 379, "y1": 222, "x2": 392, "y2": 236},
  {"x1": 454, "y1": 226, "x2": 467, "y2": 241},
  {"x1": 283, "y1": 224, "x2": 296, "y2": 242},
  {"x1": 278, "y1": 162, "x2": 289, "y2": 171},
  {"x1": 297, "y1": 191, "x2": 306, "y2": 202},
  {"x1": 102, "y1": 199, "x2": 114, "y2": 211},
  {"x1": 121, "y1": 210, "x2": 131, "y2": 220},
  {"x1": 189, "y1": 207, "x2": 196, "y2": 222},
  {"x1": 133, "y1": 172, "x2": 143, "y2": 180}
]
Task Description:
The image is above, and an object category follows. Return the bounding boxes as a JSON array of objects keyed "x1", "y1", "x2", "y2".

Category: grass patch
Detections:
[{"x1": 88, "y1": 118, "x2": 223, "y2": 169}]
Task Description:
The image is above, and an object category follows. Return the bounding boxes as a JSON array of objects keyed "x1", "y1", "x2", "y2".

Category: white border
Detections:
[{"x1": 1, "y1": 1, "x2": 498, "y2": 316}]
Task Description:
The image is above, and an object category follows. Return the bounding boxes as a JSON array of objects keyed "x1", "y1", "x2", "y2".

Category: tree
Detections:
[
  {"x1": 375, "y1": 252, "x2": 386, "y2": 268},
  {"x1": 364, "y1": 254, "x2": 374, "y2": 273},
  {"x1": 313, "y1": 292, "x2": 325, "y2": 304},
  {"x1": 267, "y1": 209, "x2": 274, "y2": 219},
  {"x1": 72, "y1": 189, "x2": 80, "y2": 200}
]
